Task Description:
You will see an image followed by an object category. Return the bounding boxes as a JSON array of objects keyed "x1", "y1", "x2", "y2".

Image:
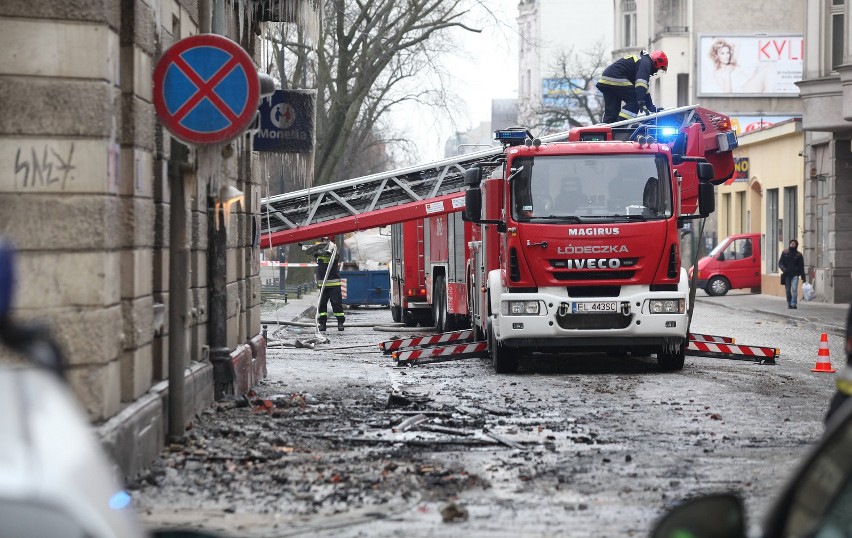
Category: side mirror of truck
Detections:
[
  {"x1": 464, "y1": 167, "x2": 482, "y2": 186},
  {"x1": 464, "y1": 187, "x2": 482, "y2": 222},
  {"x1": 698, "y1": 182, "x2": 715, "y2": 217},
  {"x1": 697, "y1": 162, "x2": 715, "y2": 182}
]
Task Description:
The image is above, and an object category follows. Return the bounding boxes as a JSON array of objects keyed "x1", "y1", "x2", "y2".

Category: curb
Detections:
[{"x1": 696, "y1": 298, "x2": 846, "y2": 337}]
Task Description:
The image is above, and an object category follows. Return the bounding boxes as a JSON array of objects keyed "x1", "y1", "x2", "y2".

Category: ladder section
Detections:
[
  {"x1": 260, "y1": 146, "x2": 504, "y2": 246},
  {"x1": 605, "y1": 104, "x2": 700, "y2": 139}
]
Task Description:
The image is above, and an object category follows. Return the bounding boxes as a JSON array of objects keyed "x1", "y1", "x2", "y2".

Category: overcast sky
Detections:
[{"x1": 389, "y1": 0, "x2": 520, "y2": 165}]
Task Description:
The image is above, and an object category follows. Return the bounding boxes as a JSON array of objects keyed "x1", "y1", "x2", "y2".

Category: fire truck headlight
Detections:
[
  {"x1": 649, "y1": 299, "x2": 685, "y2": 314},
  {"x1": 506, "y1": 300, "x2": 540, "y2": 315}
]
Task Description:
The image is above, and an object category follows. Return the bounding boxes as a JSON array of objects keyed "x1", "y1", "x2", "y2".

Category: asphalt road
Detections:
[{"x1": 130, "y1": 297, "x2": 845, "y2": 538}]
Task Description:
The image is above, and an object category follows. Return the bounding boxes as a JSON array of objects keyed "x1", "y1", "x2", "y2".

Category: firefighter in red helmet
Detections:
[{"x1": 596, "y1": 50, "x2": 668, "y2": 124}]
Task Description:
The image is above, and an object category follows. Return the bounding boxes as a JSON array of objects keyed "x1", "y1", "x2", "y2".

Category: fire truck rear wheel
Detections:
[
  {"x1": 391, "y1": 304, "x2": 402, "y2": 323},
  {"x1": 433, "y1": 276, "x2": 451, "y2": 333},
  {"x1": 488, "y1": 319, "x2": 519, "y2": 374},
  {"x1": 402, "y1": 310, "x2": 417, "y2": 327},
  {"x1": 657, "y1": 341, "x2": 686, "y2": 371},
  {"x1": 706, "y1": 276, "x2": 730, "y2": 296}
]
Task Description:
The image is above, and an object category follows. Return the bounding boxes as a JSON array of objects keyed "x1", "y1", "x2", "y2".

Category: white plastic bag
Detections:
[{"x1": 802, "y1": 281, "x2": 816, "y2": 301}]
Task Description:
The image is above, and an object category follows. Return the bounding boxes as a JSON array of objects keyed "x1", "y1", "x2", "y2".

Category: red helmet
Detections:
[{"x1": 649, "y1": 50, "x2": 668, "y2": 72}]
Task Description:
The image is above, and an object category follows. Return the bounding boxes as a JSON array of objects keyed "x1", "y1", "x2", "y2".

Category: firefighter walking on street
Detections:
[
  {"x1": 303, "y1": 236, "x2": 345, "y2": 331},
  {"x1": 596, "y1": 50, "x2": 668, "y2": 124}
]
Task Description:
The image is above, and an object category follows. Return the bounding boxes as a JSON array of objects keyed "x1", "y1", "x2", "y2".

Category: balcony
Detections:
[
  {"x1": 839, "y1": 64, "x2": 852, "y2": 123},
  {"x1": 654, "y1": 26, "x2": 689, "y2": 41},
  {"x1": 796, "y1": 75, "x2": 850, "y2": 131}
]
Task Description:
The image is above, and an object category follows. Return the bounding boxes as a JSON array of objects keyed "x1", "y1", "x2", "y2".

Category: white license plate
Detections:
[{"x1": 572, "y1": 301, "x2": 618, "y2": 314}]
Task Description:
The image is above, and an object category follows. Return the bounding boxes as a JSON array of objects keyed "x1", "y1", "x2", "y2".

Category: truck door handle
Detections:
[{"x1": 526, "y1": 240, "x2": 548, "y2": 248}]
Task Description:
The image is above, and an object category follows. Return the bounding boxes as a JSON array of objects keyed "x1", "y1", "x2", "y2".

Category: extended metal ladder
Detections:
[{"x1": 259, "y1": 106, "x2": 703, "y2": 248}]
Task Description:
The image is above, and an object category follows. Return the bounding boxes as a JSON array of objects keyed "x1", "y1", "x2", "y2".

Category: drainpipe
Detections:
[
  {"x1": 209, "y1": 199, "x2": 231, "y2": 399},
  {"x1": 199, "y1": 0, "x2": 211, "y2": 33},
  {"x1": 168, "y1": 143, "x2": 189, "y2": 441},
  {"x1": 212, "y1": 0, "x2": 225, "y2": 34},
  {"x1": 207, "y1": 0, "x2": 233, "y2": 399}
]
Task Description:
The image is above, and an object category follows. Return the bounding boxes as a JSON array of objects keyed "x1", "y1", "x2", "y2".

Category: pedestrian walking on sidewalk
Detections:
[
  {"x1": 303, "y1": 236, "x2": 345, "y2": 331},
  {"x1": 778, "y1": 239, "x2": 806, "y2": 309}
]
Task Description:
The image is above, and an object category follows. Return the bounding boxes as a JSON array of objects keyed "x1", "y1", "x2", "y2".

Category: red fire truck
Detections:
[
  {"x1": 389, "y1": 214, "x2": 473, "y2": 332},
  {"x1": 261, "y1": 106, "x2": 756, "y2": 372},
  {"x1": 462, "y1": 111, "x2": 736, "y2": 373}
]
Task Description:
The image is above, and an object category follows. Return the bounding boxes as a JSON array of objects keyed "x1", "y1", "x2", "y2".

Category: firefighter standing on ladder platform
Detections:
[
  {"x1": 303, "y1": 236, "x2": 345, "y2": 331},
  {"x1": 596, "y1": 50, "x2": 668, "y2": 124}
]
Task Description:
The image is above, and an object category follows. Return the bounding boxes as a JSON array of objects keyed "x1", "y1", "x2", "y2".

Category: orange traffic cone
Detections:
[{"x1": 811, "y1": 333, "x2": 837, "y2": 373}]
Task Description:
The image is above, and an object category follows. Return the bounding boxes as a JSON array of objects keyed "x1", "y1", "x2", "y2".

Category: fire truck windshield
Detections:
[{"x1": 511, "y1": 154, "x2": 672, "y2": 223}]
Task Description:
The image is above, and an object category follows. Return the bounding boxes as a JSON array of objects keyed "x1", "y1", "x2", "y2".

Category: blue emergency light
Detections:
[
  {"x1": 652, "y1": 124, "x2": 680, "y2": 144},
  {"x1": 494, "y1": 129, "x2": 528, "y2": 144}
]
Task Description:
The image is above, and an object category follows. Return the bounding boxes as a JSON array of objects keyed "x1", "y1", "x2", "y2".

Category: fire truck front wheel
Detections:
[
  {"x1": 488, "y1": 319, "x2": 519, "y2": 374},
  {"x1": 657, "y1": 340, "x2": 686, "y2": 371}
]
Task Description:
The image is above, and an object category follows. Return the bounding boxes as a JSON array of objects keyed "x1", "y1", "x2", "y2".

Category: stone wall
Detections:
[{"x1": 0, "y1": 0, "x2": 266, "y2": 478}]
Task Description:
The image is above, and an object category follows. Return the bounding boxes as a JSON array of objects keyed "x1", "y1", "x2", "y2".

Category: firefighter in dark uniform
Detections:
[
  {"x1": 596, "y1": 50, "x2": 668, "y2": 124},
  {"x1": 304, "y1": 236, "x2": 345, "y2": 331}
]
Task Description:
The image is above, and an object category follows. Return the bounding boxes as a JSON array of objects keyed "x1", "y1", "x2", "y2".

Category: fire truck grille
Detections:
[
  {"x1": 556, "y1": 313, "x2": 634, "y2": 330},
  {"x1": 552, "y1": 271, "x2": 635, "y2": 281}
]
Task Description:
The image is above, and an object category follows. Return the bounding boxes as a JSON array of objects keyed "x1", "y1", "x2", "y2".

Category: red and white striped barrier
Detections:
[
  {"x1": 341, "y1": 278, "x2": 347, "y2": 299},
  {"x1": 380, "y1": 330, "x2": 474, "y2": 353},
  {"x1": 393, "y1": 341, "x2": 488, "y2": 364},
  {"x1": 260, "y1": 261, "x2": 317, "y2": 267},
  {"x1": 687, "y1": 340, "x2": 779, "y2": 363},
  {"x1": 689, "y1": 333, "x2": 735, "y2": 344}
]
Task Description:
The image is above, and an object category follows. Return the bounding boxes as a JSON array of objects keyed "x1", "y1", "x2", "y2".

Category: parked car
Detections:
[
  {"x1": 691, "y1": 233, "x2": 761, "y2": 296},
  {"x1": 0, "y1": 240, "x2": 220, "y2": 538},
  {"x1": 651, "y1": 395, "x2": 852, "y2": 537}
]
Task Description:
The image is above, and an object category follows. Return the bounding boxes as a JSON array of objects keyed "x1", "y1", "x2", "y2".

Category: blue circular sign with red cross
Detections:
[{"x1": 153, "y1": 34, "x2": 260, "y2": 145}]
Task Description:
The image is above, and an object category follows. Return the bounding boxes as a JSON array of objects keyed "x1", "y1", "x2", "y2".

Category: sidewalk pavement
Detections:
[
  {"x1": 260, "y1": 289, "x2": 851, "y2": 339},
  {"x1": 696, "y1": 291, "x2": 849, "y2": 337},
  {"x1": 261, "y1": 290, "x2": 319, "y2": 326}
]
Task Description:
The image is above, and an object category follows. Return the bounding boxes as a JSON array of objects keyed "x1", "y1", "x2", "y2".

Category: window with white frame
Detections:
[
  {"x1": 831, "y1": 0, "x2": 846, "y2": 71},
  {"x1": 622, "y1": 0, "x2": 637, "y2": 48},
  {"x1": 737, "y1": 191, "x2": 746, "y2": 233},
  {"x1": 783, "y1": 186, "x2": 798, "y2": 245},
  {"x1": 816, "y1": 174, "x2": 829, "y2": 268},
  {"x1": 767, "y1": 188, "x2": 779, "y2": 272}
]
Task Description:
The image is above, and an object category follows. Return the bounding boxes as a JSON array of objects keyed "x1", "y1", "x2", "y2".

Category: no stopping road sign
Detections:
[{"x1": 153, "y1": 34, "x2": 260, "y2": 145}]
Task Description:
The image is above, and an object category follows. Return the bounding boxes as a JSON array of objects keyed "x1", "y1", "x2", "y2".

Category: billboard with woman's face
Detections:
[{"x1": 698, "y1": 35, "x2": 803, "y2": 97}]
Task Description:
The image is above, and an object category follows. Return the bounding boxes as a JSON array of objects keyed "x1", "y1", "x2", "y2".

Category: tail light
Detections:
[{"x1": 406, "y1": 288, "x2": 427, "y2": 297}]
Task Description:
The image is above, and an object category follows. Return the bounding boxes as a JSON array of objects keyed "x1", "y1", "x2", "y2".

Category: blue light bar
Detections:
[
  {"x1": 660, "y1": 127, "x2": 678, "y2": 137},
  {"x1": 494, "y1": 130, "x2": 528, "y2": 142}
]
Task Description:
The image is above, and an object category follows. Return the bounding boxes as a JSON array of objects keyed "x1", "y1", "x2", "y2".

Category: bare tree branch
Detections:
[
  {"x1": 272, "y1": 0, "x2": 491, "y2": 185},
  {"x1": 529, "y1": 41, "x2": 609, "y2": 134}
]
